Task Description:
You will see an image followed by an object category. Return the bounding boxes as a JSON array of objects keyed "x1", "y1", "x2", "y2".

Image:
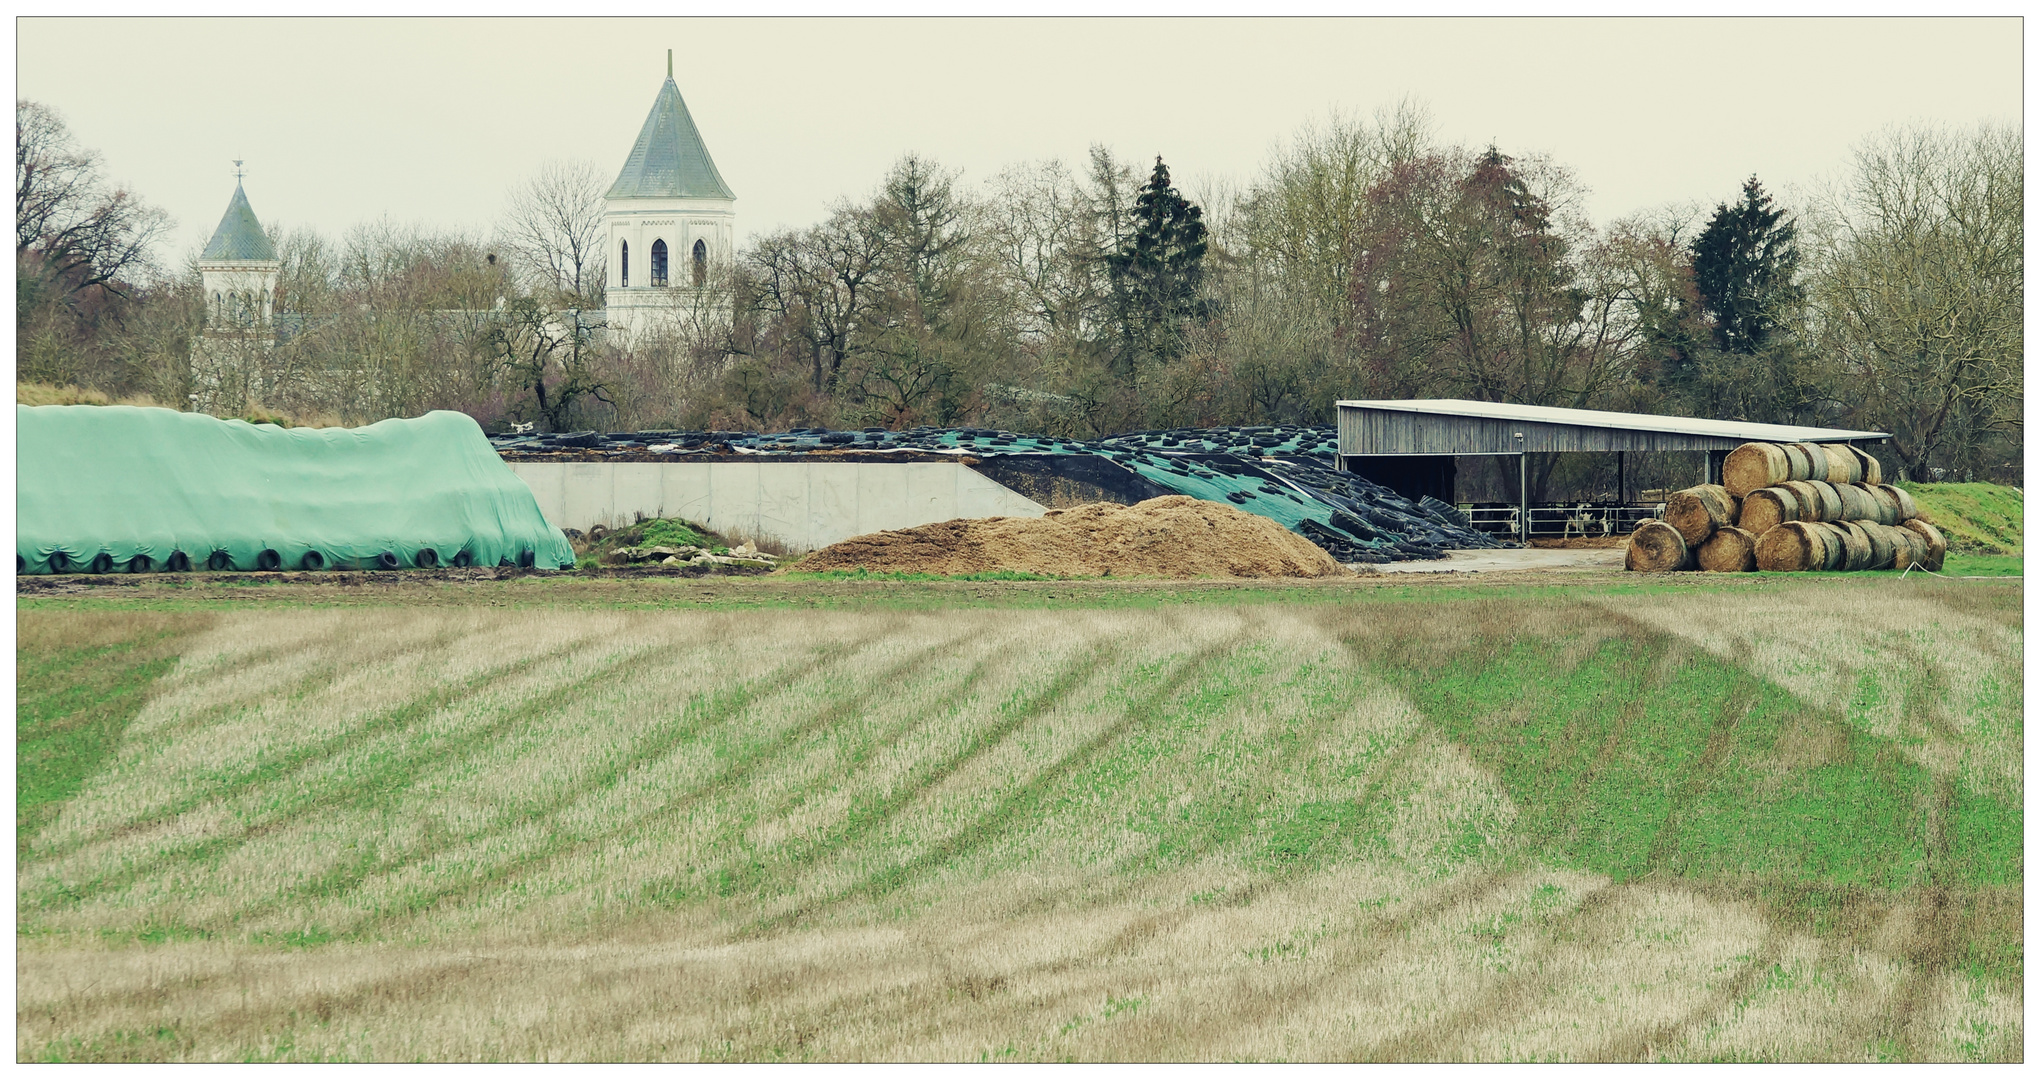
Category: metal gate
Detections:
[{"x1": 1459, "y1": 503, "x2": 1663, "y2": 539}]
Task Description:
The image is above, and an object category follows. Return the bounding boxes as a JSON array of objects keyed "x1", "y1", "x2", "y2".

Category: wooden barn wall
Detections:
[{"x1": 1337, "y1": 408, "x2": 1857, "y2": 456}]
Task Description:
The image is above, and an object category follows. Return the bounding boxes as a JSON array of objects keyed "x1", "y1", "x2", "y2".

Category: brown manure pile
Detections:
[{"x1": 795, "y1": 495, "x2": 1351, "y2": 579}]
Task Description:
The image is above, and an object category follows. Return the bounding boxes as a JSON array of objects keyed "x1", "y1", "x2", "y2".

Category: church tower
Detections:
[
  {"x1": 198, "y1": 168, "x2": 280, "y2": 329},
  {"x1": 602, "y1": 52, "x2": 736, "y2": 340},
  {"x1": 192, "y1": 167, "x2": 282, "y2": 413}
]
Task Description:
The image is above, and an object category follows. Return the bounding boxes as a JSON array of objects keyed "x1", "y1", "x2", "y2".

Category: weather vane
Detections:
[{"x1": 233, "y1": 159, "x2": 245, "y2": 182}]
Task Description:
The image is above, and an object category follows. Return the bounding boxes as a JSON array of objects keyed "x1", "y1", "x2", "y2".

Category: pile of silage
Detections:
[{"x1": 795, "y1": 496, "x2": 1351, "y2": 578}]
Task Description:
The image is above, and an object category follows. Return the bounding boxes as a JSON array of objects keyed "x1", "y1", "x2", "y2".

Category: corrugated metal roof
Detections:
[
  {"x1": 606, "y1": 78, "x2": 735, "y2": 201},
  {"x1": 1336, "y1": 399, "x2": 1887, "y2": 444},
  {"x1": 199, "y1": 184, "x2": 277, "y2": 262}
]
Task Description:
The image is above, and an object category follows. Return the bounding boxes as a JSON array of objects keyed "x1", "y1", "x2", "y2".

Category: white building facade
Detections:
[{"x1": 602, "y1": 55, "x2": 736, "y2": 341}]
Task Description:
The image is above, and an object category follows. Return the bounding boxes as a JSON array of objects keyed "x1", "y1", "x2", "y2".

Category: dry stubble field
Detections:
[{"x1": 15, "y1": 572, "x2": 2024, "y2": 1061}]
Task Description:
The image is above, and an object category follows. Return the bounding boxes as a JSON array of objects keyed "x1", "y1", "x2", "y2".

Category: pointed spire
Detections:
[
  {"x1": 200, "y1": 180, "x2": 277, "y2": 262},
  {"x1": 606, "y1": 74, "x2": 735, "y2": 200}
]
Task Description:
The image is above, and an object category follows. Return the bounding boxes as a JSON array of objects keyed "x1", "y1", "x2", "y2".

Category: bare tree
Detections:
[
  {"x1": 986, "y1": 158, "x2": 1116, "y2": 357},
  {"x1": 1805, "y1": 121, "x2": 2022, "y2": 480},
  {"x1": 16, "y1": 100, "x2": 169, "y2": 309},
  {"x1": 491, "y1": 296, "x2": 610, "y2": 432},
  {"x1": 502, "y1": 159, "x2": 607, "y2": 307},
  {"x1": 1236, "y1": 101, "x2": 1430, "y2": 322},
  {"x1": 747, "y1": 207, "x2": 888, "y2": 397},
  {"x1": 974, "y1": 150, "x2": 1144, "y2": 434}
]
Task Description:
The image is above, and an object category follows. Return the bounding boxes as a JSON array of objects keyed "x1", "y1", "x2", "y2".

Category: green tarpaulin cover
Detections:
[{"x1": 17, "y1": 405, "x2": 575, "y2": 573}]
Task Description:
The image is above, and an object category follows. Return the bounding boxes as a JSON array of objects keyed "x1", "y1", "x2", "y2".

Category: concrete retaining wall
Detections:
[{"x1": 507, "y1": 460, "x2": 1046, "y2": 553}]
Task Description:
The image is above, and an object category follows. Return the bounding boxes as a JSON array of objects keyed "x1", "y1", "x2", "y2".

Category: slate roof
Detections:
[
  {"x1": 606, "y1": 78, "x2": 736, "y2": 201},
  {"x1": 199, "y1": 184, "x2": 278, "y2": 262}
]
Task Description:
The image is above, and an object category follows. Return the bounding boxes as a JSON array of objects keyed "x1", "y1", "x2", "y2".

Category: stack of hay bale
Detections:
[{"x1": 1626, "y1": 442, "x2": 1947, "y2": 573}]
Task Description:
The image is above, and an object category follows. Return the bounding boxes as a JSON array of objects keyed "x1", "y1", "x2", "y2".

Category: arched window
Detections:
[
  {"x1": 650, "y1": 239, "x2": 668, "y2": 287},
  {"x1": 619, "y1": 240, "x2": 629, "y2": 287},
  {"x1": 692, "y1": 239, "x2": 707, "y2": 287}
]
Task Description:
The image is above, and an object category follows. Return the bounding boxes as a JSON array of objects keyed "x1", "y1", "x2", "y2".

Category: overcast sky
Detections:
[{"x1": 16, "y1": 16, "x2": 2022, "y2": 269}]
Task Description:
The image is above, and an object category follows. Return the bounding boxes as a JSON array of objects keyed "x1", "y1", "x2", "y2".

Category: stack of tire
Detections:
[{"x1": 1626, "y1": 441, "x2": 1947, "y2": 573}]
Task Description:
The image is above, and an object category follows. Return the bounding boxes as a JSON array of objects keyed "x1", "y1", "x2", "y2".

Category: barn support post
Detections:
[
  {"x1": 1616, "y1": 451, "x2": 1626, "y2": 505},
  {"x1": 1517, "y1": 448, "x2": 1529, "y2": 544}
]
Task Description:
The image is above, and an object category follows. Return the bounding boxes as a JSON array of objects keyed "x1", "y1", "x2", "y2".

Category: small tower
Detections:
[
  {"x1": 603, "y1": 52, "x2": 736, "y2": 340},
  {"x1": 192, "y1": 165, "x2": 282, "y2": 414},
  {"x1": 198, "y1": 164, "x2": 280, "y2": 328}
]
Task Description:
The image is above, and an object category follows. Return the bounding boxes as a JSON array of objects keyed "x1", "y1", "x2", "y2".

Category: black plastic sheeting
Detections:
[{"x1": 490, "y1": 424, "x2": 1509, "y2": 562}]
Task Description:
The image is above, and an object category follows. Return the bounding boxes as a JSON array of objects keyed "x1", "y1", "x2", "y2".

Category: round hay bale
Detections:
[
  {"x1": 1811, "y1": 521, "x2": 1841, "y2": 569},
  {"x1": 1858, "y1": 484, "x2": 1903, "y2": 526},
  {"x1": 1813, "y1": 522, "x2": 1845, "y2": 570},
  {"x1": 1836, "y1": 522, "x2": 1875, "y2": 571},
  {"x1": 1778, "y1": 480, "x2": 1826, "y2": 521},
  {"x1": 1893, "y1": 526, "x2": 1925, "y2": 567},
  {"x1": 1791, "y1": 442, "x2": 1831, "y2": 482},
  {"x1": 1877, "y1": 484, "x2": 1920, "y2": 522},
  {"x1": 1626, "y1": 520, "x2": 1693, "y2": 572},
  {"x1": 1737, "y1": 487, "x2": 1796, "y2": 535},
  {"x1": 1754, "y1": 521, "x2": 1821, "y2": 572},
  {"x1": 1858, "y1": 522, "x2": 1900, "y2": 570},
  {"x1": 1877, "y1": 527, "x2": 1914, "y2": 571},
  {"x1": 1819, "y1": 444, "x2": 1862, "y2": 485},
  {"x1": 1834, "y1": 482, "x2": 1880, "y2": 523},
  {"x1": 1723, "y1": 443, "x2": 1790, "y2": 498},
  {"x1": 1805, "y1": 480, "x2": 1845, "y2": 521},
  {"x1": 1664, "y1": 484, "x2": 1736, "y2": 546},
  {"x1": 1777, "y1": 442, "x2": 1814, "y2": 481},
  {"x1": 1887, "y1": 527, "x2": 1928, "y2": 572},
  {"x1": 1848, "y1": 445, "x2": 1884, "y2": 485},
  {"x1": 1810, "y1": 522, "x2": 1852, "y2": 570},
  {"x1": 1696, "y1": 526, "x2": 1759, "y2": 572},
  {"x1": 1901, "y1": 519, "x2": 1948, "y2": 572}
]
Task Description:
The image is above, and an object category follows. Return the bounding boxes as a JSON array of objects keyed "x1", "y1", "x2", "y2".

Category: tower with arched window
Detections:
[
  {"x1": 603, "y1": 52, "x2": 736, "y2": 339},
  {"x1": 198, "y1": 179, "x2": 280, "y2": 329},
  {"x1": 193, "y1": 176, "x2": 282, "y2": 413}
]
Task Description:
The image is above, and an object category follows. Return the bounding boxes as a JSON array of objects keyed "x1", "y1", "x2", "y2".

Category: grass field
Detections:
[
  {"x1": 1909, "y1": 483, "x2": 2023, "y2": 558},
  {"x1": 16, "y1": 572, "x2": 2022, "y2": 1061}
]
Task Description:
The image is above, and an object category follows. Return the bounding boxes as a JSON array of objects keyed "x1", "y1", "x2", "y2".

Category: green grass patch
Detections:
[
  {"x1": 1909, "y1": 482, "x2": 2022, "y2": 556},
  {"x1": 13, "y1": 593, "x2": 2021, "y2": 1058},
  {"x1": 1387, "y1": 633, "x2": 2016, "y2": 891},
  {"x1": 634, "y1": 517, "x2": 716, "y2": 551},
  {"x1": 1940, "y1": 553, "x2": 2022, "y2": 577},
  {"x1": 568, "y1": 517, "x2": 735, "y2": 569},
  {"x1": 17, "y1": 617, "x2": 208, "y2": 854}
]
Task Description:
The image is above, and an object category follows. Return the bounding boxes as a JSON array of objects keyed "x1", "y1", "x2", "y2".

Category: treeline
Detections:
[{"x1": 17, "y1": 100, "x2": 2022, "y2": 483}]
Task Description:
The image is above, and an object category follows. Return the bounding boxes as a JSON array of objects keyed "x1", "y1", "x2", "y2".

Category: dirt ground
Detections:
[
  {"x1": 12, "y1": 556, "x2": 1791, "y2": 612},
  {"x1": 17, "y1": 539, "x2": 1637, "y2": 606},
  {"x1": 1528, "y1": 535, "x2": 1632, "y2": 549},
  {"x1": 1381, "y1": 547, "x2": 1629, "y2": 574}
]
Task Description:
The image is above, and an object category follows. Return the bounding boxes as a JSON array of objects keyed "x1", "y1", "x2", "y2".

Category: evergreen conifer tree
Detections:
[
  {"x1": 1691, "y1": 176, "x2": 1802, "y2": 355},
  {"x1": 1105, "y1": 156, "x2": 1208, "y2": 371},
  {"x1": 1682, "y1": 176, "x2": 1822, "y2": 422}
]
